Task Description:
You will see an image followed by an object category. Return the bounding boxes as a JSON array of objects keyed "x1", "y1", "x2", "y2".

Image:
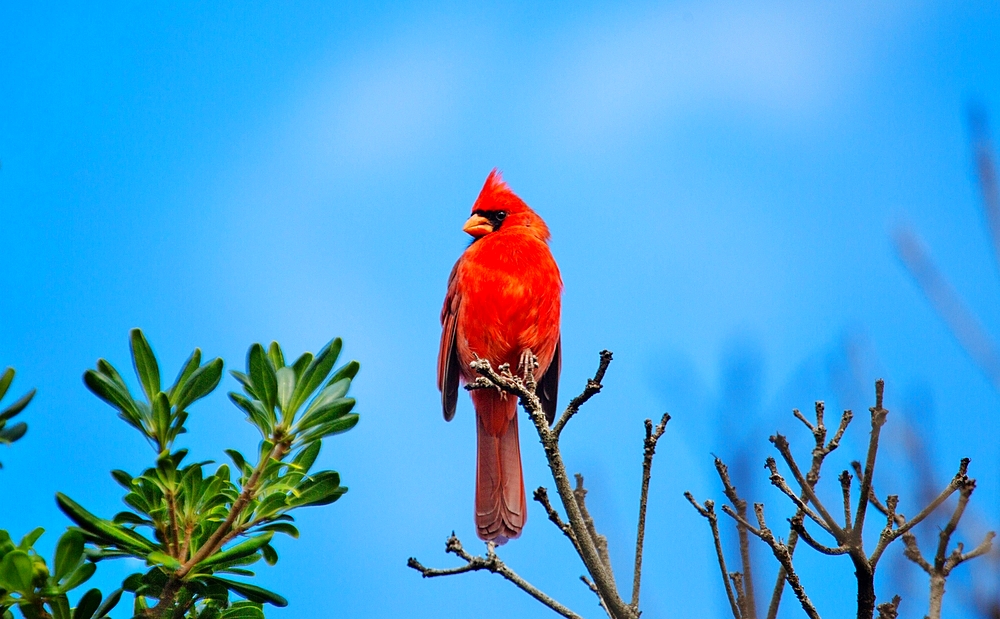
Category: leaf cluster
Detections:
[
  {"x1": 0, "y1": 368, "x2": 35, "y2": 466},
  {"x1": 3, "y1": 329, "x2": 360, "y2": 619}
]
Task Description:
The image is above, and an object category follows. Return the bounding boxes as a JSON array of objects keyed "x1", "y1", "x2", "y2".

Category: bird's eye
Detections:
[{"x1": 495, "y1": 211, "x2": 507, "y2": 221}]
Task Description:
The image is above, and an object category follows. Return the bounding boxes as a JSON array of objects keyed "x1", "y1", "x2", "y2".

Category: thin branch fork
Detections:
[
  {"x1": 721, "y1": 503, "x2": 822, "y2": 619},
  {"x1": 766, "y1": 404, "x2": 852, "y2": 619},
  {"x1": 686, "y1": 493, "x2": 742, "y2": 619},
  {"x1": 407, "y1": 534, "x2": 584, "y2": 619},
  {"x1": 631, "y1": 413, "x2": 670, "y2": 609},
  {"x1": 860, "y1": 458, "x2": 996, "y2": 619},
  {"x1": 713, "y1": 458, "x2": 759, "y2": 619}
]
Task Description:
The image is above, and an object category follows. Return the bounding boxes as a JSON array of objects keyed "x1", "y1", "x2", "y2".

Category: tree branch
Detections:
[
  {"x1": 552, "y1": 350, "x2": 613, "y2": 437},
  {"x1": 686, "y1": 493, "x2": 741, "y2": 619},
  {"x1": 631, "y1": 413, "x2": 669, "y2": 609},
  {"x1": 407, "y1": 534, "x2": 583, "y2": 619}
]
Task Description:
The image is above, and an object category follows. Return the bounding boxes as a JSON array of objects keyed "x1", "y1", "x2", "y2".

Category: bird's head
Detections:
[{"x1": 463, "y1": 169, "x2": 550, "y2": 241}]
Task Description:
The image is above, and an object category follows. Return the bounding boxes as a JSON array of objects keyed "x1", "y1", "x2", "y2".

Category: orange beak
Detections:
[{"x1": 463, "y1": 214, "x2": 493, "y2": 238}]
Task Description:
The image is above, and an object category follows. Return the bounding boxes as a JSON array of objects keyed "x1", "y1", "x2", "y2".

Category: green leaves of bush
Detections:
[
  {"x1": 54, "y1": 329, "x2": 361, "y2": 619},
  {"x1": 83, "y1": 329, "x2": 223, "y2": 455},
  {"x1": 0, "y1": 368, "x2": 35, "y2": 466},
  {"x1": 0, "y1": 528, "x2": 120, "y2": 619}
]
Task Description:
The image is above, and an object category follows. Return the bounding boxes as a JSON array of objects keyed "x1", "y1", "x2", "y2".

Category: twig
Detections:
[
  {"x1": 534, "y1": 487, "x2": 580, "y2": 553},
  {"x1": 582, "y1": 575, "x2": 615, "y2": 619},
  {"x1": 552, "y1": 350, "x2": 613, "y2": 437},
  {"x1": 766, "y1": 405, "x2": 852, "y2": 619},
  {"x1": 876, "y1": 595, "x2": 901, "y2": 619},
  {"x1": 575, "y1": 474, "x2": 614, "y2": 580},
  {"x1": 407, "y1": 534, "x2": 583, "y2": 619},
  {"x1": 631, "y1": 413, "x2": 670, "y2": 608},
  {"x1": 686, "y1": 493, "x2": 741, "y2": 619},
  {"x1": 722, "y1": 503, "x2": 822, "y2": 619},
  {"x1": 714, "y1": 458, "x2": 758, "y2": 619}
]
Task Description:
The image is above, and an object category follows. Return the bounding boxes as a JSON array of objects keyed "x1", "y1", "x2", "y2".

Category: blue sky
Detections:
[{"x1": 2, "y1": 1, "x2": 1000, "y2": 617}]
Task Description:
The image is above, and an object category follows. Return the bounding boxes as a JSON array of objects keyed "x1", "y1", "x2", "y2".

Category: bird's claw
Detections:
[{"x1": 517, "y1": 349, "x2": 538, "y2": 374}]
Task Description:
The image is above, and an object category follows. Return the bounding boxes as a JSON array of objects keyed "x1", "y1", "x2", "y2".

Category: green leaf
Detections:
[
  {"x1": 256, "y1": 523, "x2": 298, "y2": 539},
  {"x1": 169, "y1": 349, "x2": 202, "y2": 402},
  {"x1": 145, "y1": 551, "x2": 181, "y2": 570},
  {"x1": 300, "y1": 413, "x2": 359, "y2": 443},
  {"x1": 328, "y1": 360, "x2": 360, "y2": 385},
  {"x1": 290, "y1": 471, "x2": 345, "y2": 508},
  {"x1": 56, "y1": 494, "x2": 156, "y2": 555},
  {"x1": 267, "y1": 342, "x2": 284, "y2": 370},
  {"x1": 193, "y1": 533, "x2": 273, "y2": 572},
  {"x1": 0, "y1": 390, "x2": 35, "y2": 422},
  {"x1": 290, "y1": 442, "x2": 321, "y2": 474},
  {"x1": 224, "y1": 450, "x2": 248, "y2": 476},
  {"x1": 59, "y1": 562, "x2": 96, "y2": 592},
  {"x1": 54, "y1": 530, "x2": 84, "y2": 581},
  {"x1": 129, "y1": 329, "x2": 161, "y2": 403},
  {"x1": 83, "y1": 370, "x2": 143, "y2": 431},
  {"x1": 290, "y1": 353, "x2": 312, "y2": 380},
  {"x1": 247, "y1": 344, "x2": 276, "y2": 413},
  {"x1": 206, "y1": 577, "x2": 287, "y2": 607},
  {"x1": 275, "y1": 367, "x2": 295, "y2": 415},
  {"x1": 92, "y1": 588, "x2": 122, "y2": 618},
  {"x1": 220, "y1": 605, "x2": 265, "y2": 619},
  {"x1": 17, "y1": 528, "x2": 43, "y2": 551},
  {"x1": 0, "y1": 368, "x2": 13, "y2": 400},
  {"x1": 49, "y1": 595, "x2": 71, "y2": 619},
  {"x1": 0, "y1": 422, "x2": 27, "y2": 444},
  {"x1": 110, "y1": 470, "x2": 133, "y2": 490},
  {"x1": 295, "y1": 398, "x2": 354, "y2": 435},
  {"x1": 288, "y1": 338, "x2": 342, "y2": 414},
  {"x1": 112, "y1": 512, "x2": 148, "y2": 526},
  {"x1": 260, "y1": 543, "x2": 277, "y2": 566},
  {"x1": 174, "y1": 358, "x2": 223, "y2": 411},
  {"x1": 152, "y1": 392, "x2": 171, "y2": 444},
  {"x1": 0, "y1": 550, "x2": 33, "y2": 591},
  {"x1": 72, "y1": 588, "x2": 102, "y2": 619}
]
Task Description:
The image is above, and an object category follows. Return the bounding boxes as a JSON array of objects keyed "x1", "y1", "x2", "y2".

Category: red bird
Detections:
[{"x1": 438, "y1": 169, "x2": 563, "y2": 544}]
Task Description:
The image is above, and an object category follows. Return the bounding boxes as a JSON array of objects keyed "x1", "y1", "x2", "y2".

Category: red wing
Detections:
[{"x1": 438, "y1": 261, "x2": 462, "y2": 421}]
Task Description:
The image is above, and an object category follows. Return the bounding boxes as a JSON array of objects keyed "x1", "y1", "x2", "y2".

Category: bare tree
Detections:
[
  {"x1": 688, "y1": 380, "x2": 994, "y2": 619},
  {"x1": 408, "y1": 351, "x2": 670, "y2": 619}
]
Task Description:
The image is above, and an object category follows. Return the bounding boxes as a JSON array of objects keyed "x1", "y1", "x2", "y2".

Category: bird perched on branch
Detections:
[{"x1": 438, "y1": 169, "x2": 563, "y2": 544}]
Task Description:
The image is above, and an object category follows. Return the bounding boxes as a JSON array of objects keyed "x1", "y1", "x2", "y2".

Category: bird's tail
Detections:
[{"x1": 474, "y1": 391, "x2": 525, "y2": 544}]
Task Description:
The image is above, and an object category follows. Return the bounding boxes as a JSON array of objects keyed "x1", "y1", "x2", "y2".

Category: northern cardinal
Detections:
[{"x1": 438, "y1": 169, "x2": 562, "y2": 544}]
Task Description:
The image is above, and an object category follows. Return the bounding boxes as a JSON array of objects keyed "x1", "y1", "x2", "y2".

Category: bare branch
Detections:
[
  {"x1": 552, "y1": 350, "x2": 613, "y2": 436},
  {"x1": 534, "y1": 486, "x2": 580, "y2": 553},
  {"x1": 575, "y1": 473, "x2": 614, "y2": 581},
  {"x1": 876, "y1": 595, "x2": 901, "y2": 619},
  {"x1": 839, "y1": 471, "x2": 854, "y2": 530},
  {"x1": 631, "y1": 413, "x2": 670, "y2": 608},
  {"x1": 854, "y1": 379, "x2": 888, "y2": 544},
  {"x1": 407, "y1": 535, "x2": 584, "y2": 619},
  {"x1": 722, "y1": 504, "x2": 822, "y2": 619},
  {"x1": 766, "y1": 406, "x2": 851, "y2": 619},
  {"x1": 764, "y1": 456, "x2": 834, "y2": 535},
  {"x1": 789, "y1": 514, "x2": 849, "y2": 556},
  {"x1": 581, "y1": 575, "x2": 614, "y2": 619},
  {"x1": 686, "y1": 493, "x2": 742, "y2": 619},
  {"x1": 714, "y1": 458, "x2": 759, "y2": 619}
]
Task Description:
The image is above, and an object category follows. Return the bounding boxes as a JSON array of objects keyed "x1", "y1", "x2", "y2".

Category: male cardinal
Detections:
[{"x1": 438, "y1": 169, "x2": 562, "y2": 544}]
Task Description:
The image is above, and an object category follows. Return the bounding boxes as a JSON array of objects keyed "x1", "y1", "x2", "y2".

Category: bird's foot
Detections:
[{"x1": 518, "y1": 349, "x2": 539, "y2": 389}]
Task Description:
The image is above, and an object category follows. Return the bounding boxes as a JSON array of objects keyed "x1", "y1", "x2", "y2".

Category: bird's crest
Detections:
[{"x1": 472, "y1": 169, "x2": 530, "y2": 216}]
